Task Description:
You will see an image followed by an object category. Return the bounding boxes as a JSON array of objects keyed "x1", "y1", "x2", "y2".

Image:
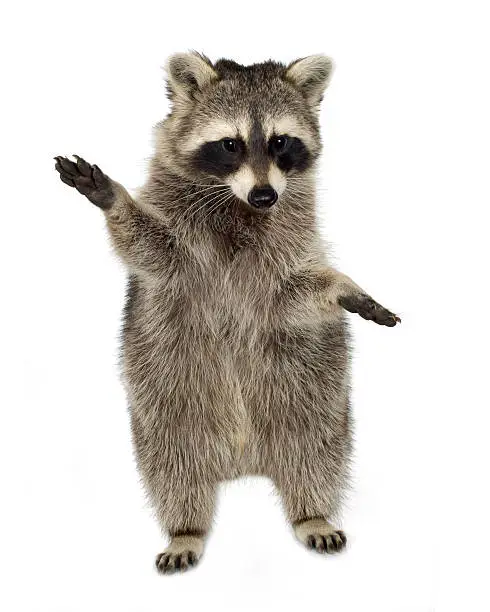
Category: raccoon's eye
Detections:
[
  {"x1": 270, "y1": 135, "x2": 288, "y2": 153},
  {"x1": 222, "y1": 138, "x2": 238, "y2": 153}
]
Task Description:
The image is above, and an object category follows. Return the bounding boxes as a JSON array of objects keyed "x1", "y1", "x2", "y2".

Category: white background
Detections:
[{"x1": 1, "y1": 1, "x2": 489, "y2": 611}]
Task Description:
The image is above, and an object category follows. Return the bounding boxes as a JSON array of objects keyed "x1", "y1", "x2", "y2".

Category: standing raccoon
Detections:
[{"x1": 55, "y1": 52, "x2": 400, "y2": 574}]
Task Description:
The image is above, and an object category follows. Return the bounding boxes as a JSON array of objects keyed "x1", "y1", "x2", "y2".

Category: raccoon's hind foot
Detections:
[
  {"x1": 338, "y1": 293, "x2": 401, "y2": 327},
  {"x1": 54, "y1": 155, "x2": 114, "y2": 210},
  {"x1": 294, "y1": 517, "x2": 347, "y2": 555},
  {"x1": 155, "y1": 533, "x2": 205, "y2": 575}
]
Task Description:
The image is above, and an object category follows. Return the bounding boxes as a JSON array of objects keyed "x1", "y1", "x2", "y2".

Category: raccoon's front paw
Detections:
[
  {"x1": 54, "y1": 155, "x2": 114, "y2": 210},
  {"x1": 155, "y1": 534, "x2": 204, "y2": 575},
  {"x1": 338, "y1": 293, "x2": 401, "y2": 327},
  {"x1": 294, "y1": 518, "x2": 347, "y2": 554}
]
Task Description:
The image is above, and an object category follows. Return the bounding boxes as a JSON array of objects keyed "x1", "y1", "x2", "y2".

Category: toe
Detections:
[
  {"x1": 179, "y1": 554, "x2": 189, "y2": 571},
  {"x1": 332, "y1": 533, "x2": 346, "y2": 552},
  {"x1": 325, "y1": 535, "x2": 337, "y2": 553},
  {"x1": 92, "y1": 164, "x2": 106, "y2": 188},
  {"x1": 332, "y1": 533, "x2": 344, "y2": 550},
  {"x1": 337, "y1": 530, "x2": 347, "y2": 546},
  {"x1": 58, "y1": 156, "x2": 79, "y2": 176},
  {"x1": 328, "y1": 531, "x2": 347, "y2": 553},
  {"x1": 164, "y1": 555, "x2": 176, "y2": 574},
  {"x1": 155, "y1": 553, "x2": 165, "y2": 571},
  {"x1": 59, "y1": 173, "x2": 75, "y2": 187},
  {"x1": 316, "y1": 535, "x2": 327, "y2": 553},
  {"x1": 73, "y1": 154, "x2": 92, "y2": 177},
  {"x1": 188, "y1": 551, "x2": 198, "y2": 566}
]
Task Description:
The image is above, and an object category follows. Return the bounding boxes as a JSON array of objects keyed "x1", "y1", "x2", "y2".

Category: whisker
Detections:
[
  {"x1": 186, "y1": 188, "x2": 232, "y2": 224},
  {"x1": 161, "y1": 182, "x2": 228, "y2": 192},
  {"x1": 201, "y1": 189, "x2": 234, "y2": 216},
  {"x1": 185, "y1": 188, "x2": 229, "y2": 214},
  {"x1": 202, "y1": 191, "x2": 235, "y2": 223},
  {"x1": 180, "y1": 185, "x2": 229, "y2": 200},
  {"x1": 286, "y1": 189, "x2": 315, "y2": 198}
]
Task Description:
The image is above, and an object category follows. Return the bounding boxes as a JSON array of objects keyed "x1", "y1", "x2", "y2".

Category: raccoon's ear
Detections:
[
  {"x1": 165, "y1": 52, "x2": 218, "y2": 102},
  {"x1": 285, "y1": 55, "x2": 334, "y2": 107}
]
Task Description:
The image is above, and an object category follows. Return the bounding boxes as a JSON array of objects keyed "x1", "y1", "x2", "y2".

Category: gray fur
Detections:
[{"x1": 55, "y1": 52, "x2": 400, "y2": 573}]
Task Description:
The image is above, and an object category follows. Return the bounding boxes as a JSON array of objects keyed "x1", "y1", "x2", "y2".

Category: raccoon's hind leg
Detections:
[
  {"x1": 146, "y1": 465, "x2": 216, "y2": 575},
  {"x1": 262, "y1": 401, "x2": 351, "y2": 556},
  {"x1": 253, "y1": 322, "x2": 352, "y2": 556},
  {"x1": 131, "y1": 411, "x2": 218, "y2": 574},
  {"x1": 274, "y1": 462, "x2": 349, "y2": 555},
  {"x1": 152, "y1": 478, "x2": 216, "y2": 575},
  {"x1": 129, "y1": 341, "x2": 242, "y2": 574}
]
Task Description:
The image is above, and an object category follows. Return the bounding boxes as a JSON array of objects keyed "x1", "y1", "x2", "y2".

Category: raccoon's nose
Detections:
[{"x1": 248, "y1": 186, "x2": 278, "y2": 209}]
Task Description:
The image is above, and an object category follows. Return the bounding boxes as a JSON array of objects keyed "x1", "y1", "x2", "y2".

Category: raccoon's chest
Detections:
[
  {"x1": 173, "y1": 248, "x2": 272, "y2": 339},
  {"x1": 199, "y1": 265, "x2": 263, "y2": 335}
]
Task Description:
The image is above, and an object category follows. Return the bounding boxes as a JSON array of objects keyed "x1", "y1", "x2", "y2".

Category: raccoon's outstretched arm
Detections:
[
  {"x1": 294, "y1": 268, "x2": 401, "y2": 327},
  {"x1": 55, "y1": 155, "x2": 173, "y2": 275},
  {"x1": 325, "y1": 268, "x2": 400, "y2": 327}
]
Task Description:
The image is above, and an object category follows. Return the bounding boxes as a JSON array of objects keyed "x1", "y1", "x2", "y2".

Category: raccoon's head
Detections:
[{"x1": 158, "y1": 52, "x2": 333, "y2": 213}]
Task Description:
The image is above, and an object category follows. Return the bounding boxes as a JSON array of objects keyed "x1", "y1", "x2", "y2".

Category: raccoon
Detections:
[{"x1": 54, "y1": 52, "x2": 400, "y2": 574}]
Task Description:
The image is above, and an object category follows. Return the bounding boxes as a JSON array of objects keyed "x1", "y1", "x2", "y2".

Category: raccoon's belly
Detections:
[
  {"x1": 123, "y1": 276, "x2": 348, "y2": 472},
  {"x1": 236, "y1": 318, "x2": 350, "y2": 415}
]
